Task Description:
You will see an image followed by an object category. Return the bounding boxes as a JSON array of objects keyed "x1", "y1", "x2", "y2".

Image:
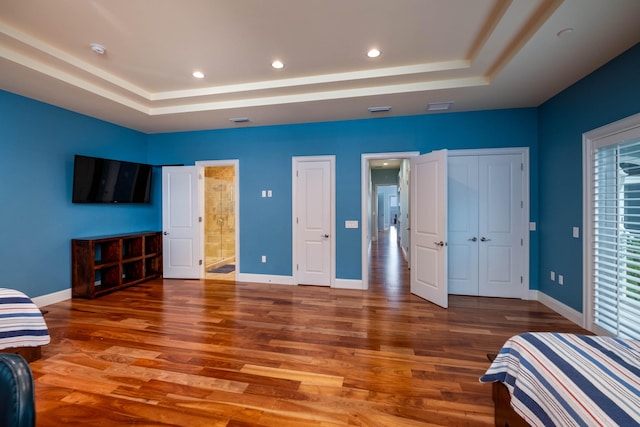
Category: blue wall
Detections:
[
  {"x1": 1, "y1": 81, "x2": 541, "y2": 298},
  {"x1": 3, "y1": 42, "x2": 637, "y2": 308},
  {"x1": 0, "y1": 91, "x2": 158, "y2": 297},
  {"x1": 538, "y1": 43, "x2": 640, "y2": 312},
  {"x1": 148, "y1": 109, "x2": 538, "y2": 281},
  {"x1": 372, "y1": 168, "x2": 401, "y2": 186}
]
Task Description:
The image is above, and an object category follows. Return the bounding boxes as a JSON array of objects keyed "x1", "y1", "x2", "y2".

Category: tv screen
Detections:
[{"x1": 72, "y1": 155, "x2": 153, "y2": 203}]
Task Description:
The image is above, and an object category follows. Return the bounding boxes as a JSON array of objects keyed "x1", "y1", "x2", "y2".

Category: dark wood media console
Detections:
[{"x1": 72, "y1": 231, "x2": 162, "y2": 298}]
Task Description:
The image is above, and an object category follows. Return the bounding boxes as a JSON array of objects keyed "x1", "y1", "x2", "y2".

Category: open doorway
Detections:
[
  {"x1": 197, "y1": 160, "x2": 240, "y2": 281},
  {"x1": 376, "y1": 184, "x2": 398, "y2": 233},
  {"x1": 361, "y1": 151, "x2": 419, "y2": 290}
]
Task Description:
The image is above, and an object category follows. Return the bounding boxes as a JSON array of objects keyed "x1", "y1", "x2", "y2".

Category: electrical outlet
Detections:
[
  {"x1": 261, "y1": 190, "x2": 266, "y2": 198},
  {"x1": 558, "y1": 275, "x2": 564, "y2": 285},
  {"x1": 550, "y1": 271, "x2": 555, "y2": 281},
  {"x1": 261, "y1": 255, "x2": 266, "y2": 263}
]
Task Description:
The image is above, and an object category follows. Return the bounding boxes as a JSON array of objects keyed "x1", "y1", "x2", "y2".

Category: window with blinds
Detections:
[{"x1": 592, "y1": 138, "x2": 640, "y2": 339}]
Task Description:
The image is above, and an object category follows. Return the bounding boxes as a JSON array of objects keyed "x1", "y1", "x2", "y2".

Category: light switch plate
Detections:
[
  {"x1": 573, "y1": 227, "x2": 580, "y2": 238},
  {"x1": 345, "y1": 220, "x2": 358, "y2": 229}
]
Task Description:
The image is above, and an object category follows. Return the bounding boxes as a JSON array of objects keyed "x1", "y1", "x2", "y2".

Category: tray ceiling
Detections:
[{"x1": 1, "y1": 0, "x2": 639, "y2": 133}]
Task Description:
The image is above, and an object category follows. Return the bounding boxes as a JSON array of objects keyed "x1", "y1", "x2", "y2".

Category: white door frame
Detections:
[
  {"x1": 196, "y1": 160, "x2": 240, "y2": 279},
  {"x1": 448, "y1": 147, "x2": 530, "y2": 298},
  {"x1": 582, "y1": 112, "x2": 640, "y2": 333},
  {"x1": 292, "y1": 155, "x2": 336, "y2": 286},
  {"x1": 361, "y1": 152, "x2": 419, "y2": 290}
]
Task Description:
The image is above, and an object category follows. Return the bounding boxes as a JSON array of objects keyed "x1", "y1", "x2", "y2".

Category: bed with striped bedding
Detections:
[
  {"x1": 480, "y1": 332, "x2": 640, "y2": 426},
  {"x1": 0, "y1": 288, "x2": 50, "y2": 351}
]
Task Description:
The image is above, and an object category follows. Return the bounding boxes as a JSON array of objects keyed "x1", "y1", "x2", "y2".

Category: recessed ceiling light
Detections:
[
  {"x1": 192, "y1": 71, "x2": 205, "y2": 79},
  {"x1": 367, "y1": 48, "x2": 381, "y2": 58},
  {"x1": 368, "y1": 106, "x2": 391, "y2": 113},
  {"x1": 272, "y1": 60, "x2": 284, "y2": 69},
  {"x1": 229, "y1": 117, "x2": 250, "y2": 123},
  {"x1": 557, "y1": 28, "x2": 574, "y2": 38},
  {"x1": 89, "y1": 43, "x2": 106, "y2": 55},
  {"x1": 383, "y1": 162, "x2": 388, "y2": 166},
  {"x1": 427, "y1": 102, "x2": 453, "y2": 111}
]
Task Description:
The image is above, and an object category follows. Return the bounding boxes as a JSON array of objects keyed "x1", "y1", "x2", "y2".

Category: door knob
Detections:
[
  {"x1": 469, "y1": 237, "x2": 477, "y2": 242},
  {"x1": 480, "y1": 237, "x2": 491, "y2": 242},
  {"x1": 163, "y1": 231, "x2": 169, "y2": 235},
  {"x1": 322, "y1": 234, "x2": 329, "y2": 238},
  {"x1": 434, "y1": 241, "x2": 445, "y2": 247}
]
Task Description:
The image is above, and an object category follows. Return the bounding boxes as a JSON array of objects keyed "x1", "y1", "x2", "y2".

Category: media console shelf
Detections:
[{"x1": 72, "y1": 231, "x2": 162, "y2": 298}]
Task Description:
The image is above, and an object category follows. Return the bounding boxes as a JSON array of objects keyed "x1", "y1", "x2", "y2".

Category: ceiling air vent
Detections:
[
  {"x1": 368, "y1": 106, "x2": 392, "y2": 113},
  {"x1": 426, "y1": 102, "x2": 453, "y2": 111}
]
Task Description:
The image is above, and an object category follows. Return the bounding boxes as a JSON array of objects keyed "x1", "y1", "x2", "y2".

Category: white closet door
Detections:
[
  {"x1": 448, "y1": 156, "x2": 479, "y2": 295},
  {"x1": 478, "y1": 154, "x2": 525, "y2": 298}
]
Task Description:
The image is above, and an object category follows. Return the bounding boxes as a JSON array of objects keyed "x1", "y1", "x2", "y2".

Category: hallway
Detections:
[{"x1": 368, "y1": 225, "x2": 409, "y2": 294}]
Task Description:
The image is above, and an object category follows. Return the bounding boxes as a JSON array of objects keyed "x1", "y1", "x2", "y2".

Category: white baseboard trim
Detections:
[
  {"x1": 237, "y1": 273, "x2": 295, "y2": 285},
  {"x1": 32, "y1": 288, "x2": 72, "y2": 308},
  {"x1": 530, "y1": 290, "x2": 584, "y2": 328},
  {"x1": 333, "y1": 278, "x2": 365, "y2": 290},
  {"x1": 401, "y1": 245, "x2": 409, "y2": 264},
  {"x1": 236, "y1": 274, "x2": 364, "y2": 289}
]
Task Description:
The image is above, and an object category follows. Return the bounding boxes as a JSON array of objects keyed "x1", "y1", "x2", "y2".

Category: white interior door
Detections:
[
  {"x1": 448, "y1": 156, "x2": 479, "y2": 295},
  {"x1": 294, "y1": 158, "x2": 333, "y2": 286},
  {"x1": 162, "y1": 166, "x2": 201, "y2": 279},
  {"x1": 478, "y1": 154, "x2": 524, "y2": 297},
  {"x1": 410, "y1": 150, "x2": 448, "y2": 308}
]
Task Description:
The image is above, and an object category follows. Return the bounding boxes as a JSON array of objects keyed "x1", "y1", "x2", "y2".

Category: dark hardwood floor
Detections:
[{"x1": 33, "y1": 227, "x2": 587, "y2": 426}]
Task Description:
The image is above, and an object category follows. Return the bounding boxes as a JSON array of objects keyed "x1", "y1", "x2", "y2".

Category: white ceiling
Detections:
[
  {"x1": 370, "y1": 159, "x2": 403, "y2": 170},
  {"x1": 1, "y1": 0, "x2": 639, "y2": 134}
]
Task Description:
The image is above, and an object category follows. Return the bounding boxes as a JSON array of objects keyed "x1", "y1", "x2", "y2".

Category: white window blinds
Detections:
[{"x1": 592, "y1": 138, "x2": 640, "y2": 339}]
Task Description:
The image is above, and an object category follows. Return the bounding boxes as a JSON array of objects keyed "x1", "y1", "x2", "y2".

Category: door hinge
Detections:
[
  {"x1": 296, "y1": 264, "x2": 299, "y2": 271},
  {"x1": 521, "y1": 201, "x2": 524, "y2": 208},
  {"x1": 199, "y1": 173, "x2": 203, "y2": 180},
  {"x1": 296, "y1": 170, "x2": 299, "y2": 177},
  {"x1": 521, "y1": 163, "x2": 524, "y2": 171},
  {"x1": 199, "y1": 216, "x2": 203, "y2": 223},
  {"x1": 520, "y1": 276, "x2": 523, "y2": 283},
  {"x1": 199, "y1": 259, "x2": 203, "y2": 266},
  {"x1": 521, "y1": 238, "x2": 523, "y2": 246},
  {"x1": 296, "y1": 217, "x2": 299, "y2": 224}
]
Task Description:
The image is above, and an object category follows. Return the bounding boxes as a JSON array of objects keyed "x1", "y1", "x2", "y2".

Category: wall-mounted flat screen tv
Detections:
[{"x1": 72, "y1": 155, "x2": 153, "y2": 203}]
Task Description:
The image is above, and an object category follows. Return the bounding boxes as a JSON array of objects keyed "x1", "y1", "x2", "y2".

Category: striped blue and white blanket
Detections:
[
  {"x1": 0, "y1": 288, "x2": 50, "y2": 349},
  {"x1": 480, "y1": 332, "x2": 640, "y2": 426}
]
